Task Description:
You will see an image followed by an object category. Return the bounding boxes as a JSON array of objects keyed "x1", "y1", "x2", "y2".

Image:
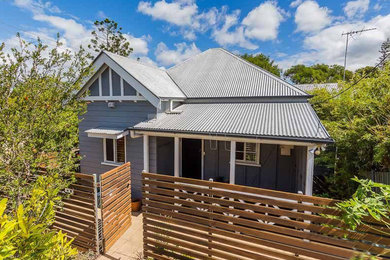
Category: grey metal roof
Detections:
[
  {"x1": 104, "y1": 51, "x2": 186, "y2": 99},
  {"x1": 167, "y1": 48, "x2": 309, "y2": 98},
  {"x1": 295, "y1": 83, "x2": 339, "y2": 92},
  {"x1": 133, "y1": 103, "x2": 332, "y2": 143}
]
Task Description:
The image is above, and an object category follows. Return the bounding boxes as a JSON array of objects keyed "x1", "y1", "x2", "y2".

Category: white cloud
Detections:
[
  {"x1": 124, "y1": 34, "x2": 151, "y2": 56},
  {"x1": 212, "y1": 10, "x2": 258, "y2": 50},
  {"x1": 97, "y1": 10, "x2": 107, "y2": 19},
  {"x1": 137, "y1": 0, "x2": 197, "y2": 26},
  {"x1": 9, "y1": 0, "x2": 152, "y2": 61},
  {"x1": 374, "y1": 3, "x2": 381, "y2": 11},
  {"x1": 14, "y1": 0, "x2": 60, "y2": 14},
  {"x1": 344, "y1": 0, "x2": 370, "y2": 19},
  {"x1": 242, "y1": 1, "x2": 285, "y2": 41},
  {"x1": 290, "y1": 0, "x2": 303, "y2": 8},
  {"x1": 154, "y1": 42, "x2": 200, "y2": 67},
  {"x1": 295, "y1": 1, "x2": 332, "y2": 33},
  {"x1": 278, "y1": 14, "x2": 390, "y2": 70}
]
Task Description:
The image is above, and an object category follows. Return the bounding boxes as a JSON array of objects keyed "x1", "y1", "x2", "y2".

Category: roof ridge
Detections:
[
  {"x1": 167, "y1": 48, "x2": 210, "y2": 72},
  {"x1": 217, "y1": 48, "x2": 308, "y2": 96},
  {"x1": 103, "y1": 50, "x2": 165, "y2": 72}
]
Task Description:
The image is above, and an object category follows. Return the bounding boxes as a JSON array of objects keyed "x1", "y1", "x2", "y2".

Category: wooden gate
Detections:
[
  {"x1": 100, "y1": 162, "x2": 132, "y2": 251},
  {"x1": 143, "y1": 172, "x2": 390, "y2": 260},
  {"x1": 54, "y1": 173, "x2": 99, "y2": 252}
]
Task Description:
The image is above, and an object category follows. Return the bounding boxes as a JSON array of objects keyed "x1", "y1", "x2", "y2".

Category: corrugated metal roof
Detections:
[
  {"x1": 167, "y1": 48, "x2": 309, "y2": 98},
  {"x1": 133, "y1": 103, "x2": 332, "y2": 143},
  {"x1": 295, "y1": 83, "x2": 339, "y2": 92},
  {"x1": 104, "y1": 51, "x2": 186, "y2": 99}
]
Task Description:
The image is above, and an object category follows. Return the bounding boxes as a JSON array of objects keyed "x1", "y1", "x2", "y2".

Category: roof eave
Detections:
[{"x1": 130, "y1": 128, "x2": 334, "y2": 144}]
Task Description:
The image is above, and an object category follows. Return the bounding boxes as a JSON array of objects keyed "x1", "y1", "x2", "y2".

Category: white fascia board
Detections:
[
  {"x1": 78, "y1": 53, "x2": 161, "y2": 108},
  {"x1": 83, "y1": 96, "x2": 146, "y2": 102},
  {"x1": 132, "y1": 130, "x2": 318, "y2": 147}
]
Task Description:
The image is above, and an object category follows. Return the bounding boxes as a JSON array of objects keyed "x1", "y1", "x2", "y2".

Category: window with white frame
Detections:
[
  {"x1": 236, "y1": 142, "x2": 260, "y2": 165},
  {"x1": 104, "y1": 137, "x2": 126, "y2": 164}
]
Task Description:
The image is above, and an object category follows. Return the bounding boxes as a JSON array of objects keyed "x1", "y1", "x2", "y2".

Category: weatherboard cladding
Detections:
[
  {"x1": 167, "y1": 48, "x2": 308, "y2": 98},
  {"x1": 133, "y1": 103, "x2": 332, "y2": 142}
]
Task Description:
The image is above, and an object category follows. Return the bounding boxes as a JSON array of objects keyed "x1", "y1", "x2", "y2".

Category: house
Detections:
[
  {"x1": 295, "y1": 83, "x2": 339, "y2": 92},
  {"x1": 77, "y1": 48, "x2": 333, "y2": 199}
]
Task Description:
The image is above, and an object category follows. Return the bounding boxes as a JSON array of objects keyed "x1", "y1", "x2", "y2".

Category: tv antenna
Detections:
[{"x1": 342, "y1": 27, "x2": 376, "y2": 80}]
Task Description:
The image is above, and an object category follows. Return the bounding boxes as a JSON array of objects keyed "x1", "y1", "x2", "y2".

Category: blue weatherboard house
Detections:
[{"x1": 77, "y1": 48, "x2": 333, "y2": 199}]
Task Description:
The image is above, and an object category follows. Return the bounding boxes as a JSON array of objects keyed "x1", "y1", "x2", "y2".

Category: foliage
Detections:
[
  {"x1": 0, "y1": 35, "x2": 91, "y2": 207},
  {"x1": 88, "y1": 18, "x2": 133, "y2": 56},
  {"x1": 336, "y1": 177, "x2": 390, "y2": 232},
  {"x1": 284, "y1": 64, "x2": 353, "y2": 84},
  {"x1": 379, "y1": 38, "x2": 390, "y2": 68},
  {"x1": 0, "y1": 175, "x2": 78, "y2": 259},
  {"x1": 241, "y1": 53, "x2": 281, "y2": 77},
  {"x1": 310, "y1": 64, "x2": 390, "y2": 199}
]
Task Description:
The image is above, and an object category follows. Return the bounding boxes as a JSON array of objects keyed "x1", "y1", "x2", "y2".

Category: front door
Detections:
[{"x1": 182, "y1": 139, "x2": 202, "y2": 179}]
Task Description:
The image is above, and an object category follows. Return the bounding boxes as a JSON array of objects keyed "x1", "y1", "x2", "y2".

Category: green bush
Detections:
[{"x1": 0, "y1": 175, "x2": 78, "y2": 259}]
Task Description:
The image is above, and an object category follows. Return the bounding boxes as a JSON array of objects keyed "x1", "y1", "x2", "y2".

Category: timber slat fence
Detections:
[
  {"x1": 53, "y1": 163, "x2": 131, "y2": 253},
  {"x1": 100, "y1": 162, "x2": 132, "y2": 251},
  {"x1": 53, "y1": 173, "x2": 99, "y2": 252},
  {"x1": 142, "y1": 172, "x2": 390, "y2": 260}
]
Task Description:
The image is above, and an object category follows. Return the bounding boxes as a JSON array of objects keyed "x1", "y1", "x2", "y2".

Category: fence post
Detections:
[
  {"x1": 93, "y1": 174, "x2": 101, "y2": 254},
  {"x1": 208, "y1": 178, "x2": 213, "y2": 258}
]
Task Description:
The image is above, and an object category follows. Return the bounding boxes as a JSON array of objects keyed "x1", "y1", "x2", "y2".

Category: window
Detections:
[
  {"x1": 104, "y1": 137, "x2": 126, "y2": 164},
  {"x1": 236, "y1": 142, "x2": 260, "y2": 165}
]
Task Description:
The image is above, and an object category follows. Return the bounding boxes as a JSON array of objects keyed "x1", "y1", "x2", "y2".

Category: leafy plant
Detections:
[
  {"x1": 0, "y1": 35, "x2": 91, "y2": 207},
  {"x1": 0, "y1": 175, "x2": 78, "y2": 259},
  {"x1": 310, "y1": 64, "x2": 390, "y2": 199},
  {"x1": 241, "y1": 53, "x2": 281, "y2": 77},
  {"x1": 336, "y1": 177, "x2": 390, "y2": 232}
]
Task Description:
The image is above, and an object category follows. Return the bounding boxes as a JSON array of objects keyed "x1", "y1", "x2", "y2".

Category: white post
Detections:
[
  {"x1": 174, "y1": 137, "x2": 180, "y2": 177},
  {"x1": 230, "y1": 141, "x2": 236, "y2": 184},
  {"x1": 305, "y1": 146, "x2": 316, "y2": 196},
  {"x1": 143, "y1": 135, "x2": 149, "y2": 172}
]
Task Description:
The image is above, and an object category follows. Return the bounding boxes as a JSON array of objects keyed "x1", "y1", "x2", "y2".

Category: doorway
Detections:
[{"x1": 182, "y1": 139, "x2": 202, "y2": 179}]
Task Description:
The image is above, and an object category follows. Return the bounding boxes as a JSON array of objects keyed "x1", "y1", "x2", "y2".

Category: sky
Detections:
[{"x1": 0, "y1": 0, "x2": 389, "y2": 71}]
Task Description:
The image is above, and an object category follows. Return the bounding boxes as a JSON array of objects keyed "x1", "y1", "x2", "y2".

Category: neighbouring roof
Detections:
[
  {"x1": 167, "y1": 48, "x2": 309, "y2": 98},
  {"x1": 102, "y1": 51, "x2": 186, "y2": 99},
  {"x1": 133, "y1": 103, "x2": 333, "y2": 143},
  {"x1": 295, "y1": 83, "x2": 339, "y2": 92}
]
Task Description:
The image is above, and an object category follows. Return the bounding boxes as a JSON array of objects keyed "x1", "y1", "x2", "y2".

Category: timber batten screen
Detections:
[
  {"x1": 142, "y1": 172, "x2": 390, "y2": 259},
  {"x1": 53, "y1": 173, "x2": 99, "y2": 252},
  {"x1": 100, "y1": 162, "x2": 132, "y2": 251}
]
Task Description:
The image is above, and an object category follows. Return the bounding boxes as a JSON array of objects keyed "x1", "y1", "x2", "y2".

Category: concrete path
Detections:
[{"x1": 98, "y1": 212, "x2": 144, "y2": 260}]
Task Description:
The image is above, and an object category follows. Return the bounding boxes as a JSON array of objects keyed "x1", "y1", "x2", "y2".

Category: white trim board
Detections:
[
  {"x1": 77, "y1": 52, "x2": 161, "y2": 108},
  {"x1": 132, "y1": 130, "x2": 319, "y2": 147}
]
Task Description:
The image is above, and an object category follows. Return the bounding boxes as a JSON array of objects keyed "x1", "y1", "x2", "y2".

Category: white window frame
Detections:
[
  {"x1": 236, "y1": 142, "x2": 260, "y2": 166},
  {"x1": 102, "y1": 136, "x2": 126, "y2": 166}
]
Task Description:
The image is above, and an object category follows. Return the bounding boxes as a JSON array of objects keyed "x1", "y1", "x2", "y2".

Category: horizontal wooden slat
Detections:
[
  {"x1": 142, "y1": 172, "x2": 390, "y2": 259},
  {"x1": 100, "y1": 162, "x2": 132, "y2": 252}
]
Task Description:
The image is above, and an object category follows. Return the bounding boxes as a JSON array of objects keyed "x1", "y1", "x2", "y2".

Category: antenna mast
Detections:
[{"x1": 342, "y1": 28, "x2": 376, "y2": 80}]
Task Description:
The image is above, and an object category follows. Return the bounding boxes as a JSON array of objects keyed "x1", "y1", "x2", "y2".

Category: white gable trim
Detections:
[{"x1": 78, "y1": 52, "x2": 161, "y2": 108}]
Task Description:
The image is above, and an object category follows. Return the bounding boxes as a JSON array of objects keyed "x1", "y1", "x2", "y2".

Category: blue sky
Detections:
[{"x1": 0, "y1": 0, "x2": 389, "y2": 70}]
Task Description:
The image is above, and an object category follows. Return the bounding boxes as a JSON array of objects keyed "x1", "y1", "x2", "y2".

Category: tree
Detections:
[
  {"x1": 284, "y1": 64, "x2": 353, "y2": 84},
  {"x1": 379, "y1": 38, "x2": 390, "y2": 68},
  {"x1": 310, "y1": 64, "x2": 390, "y2": 199},
  {"x1": 88, "y1": 18, "x2": 133, "y2": 56},
  {"x1": 241, "y1": 53, "x2": 281, "y2": 77},
  {"x1": 0, "y1": 35, "x2": 91, "y2": 207}
]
